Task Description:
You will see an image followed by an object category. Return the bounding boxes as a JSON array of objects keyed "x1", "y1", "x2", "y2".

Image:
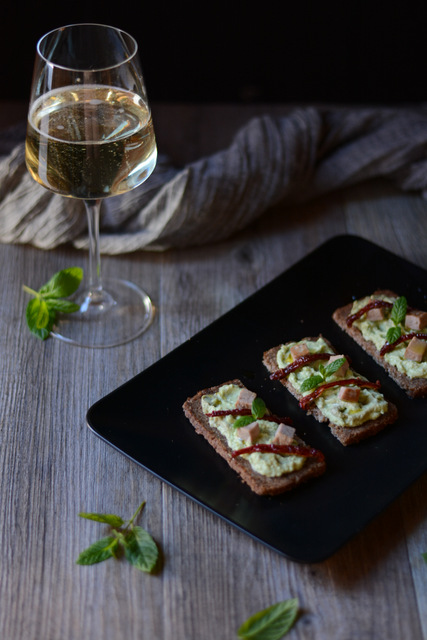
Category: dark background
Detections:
[{"x1": 4, "y1": 0, "x2": 427, "y2": 104}]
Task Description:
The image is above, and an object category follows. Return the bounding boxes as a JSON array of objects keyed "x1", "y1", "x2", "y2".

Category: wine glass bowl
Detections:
[{"x1": 25, "y1": 24, "x2": 157, "y2": 347}]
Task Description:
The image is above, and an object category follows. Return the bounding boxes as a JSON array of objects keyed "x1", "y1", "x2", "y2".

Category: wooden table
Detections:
[{"x1": 1, "y1": 102, "x2": 427, "y2": 640}]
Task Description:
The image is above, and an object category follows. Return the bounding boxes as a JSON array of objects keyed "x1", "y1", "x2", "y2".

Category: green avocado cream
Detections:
[
  {"x1": 201, "y1": 384, "x2": 306, "y2": 477},
  {"x1": 277, "y1": 337, "x2": 388, "y2": 428},
  {"x1": 351, "y1": 295, "x2": 427, "y2": 379}
]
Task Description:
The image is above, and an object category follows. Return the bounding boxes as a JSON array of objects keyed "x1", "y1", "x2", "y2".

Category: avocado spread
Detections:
[
  {"x1": 351, "y1": 294, "x2": 427, "y2": 379},
  {"x1": 277, "y1": 337, "x2": 388, "y2": 428},
  {"x1": 201, "y1": 384, "x2": 306, "y2": 477}
]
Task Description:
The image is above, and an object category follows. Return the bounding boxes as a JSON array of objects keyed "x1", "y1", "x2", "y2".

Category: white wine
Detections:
[{"x1": 26, "y1": 85, "x2": 157, "y2": 199}]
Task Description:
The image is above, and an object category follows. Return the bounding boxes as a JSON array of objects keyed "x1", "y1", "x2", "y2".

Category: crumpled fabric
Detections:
[{"x1": 1, "y1": 106, "x2": 427, "y2": 253}]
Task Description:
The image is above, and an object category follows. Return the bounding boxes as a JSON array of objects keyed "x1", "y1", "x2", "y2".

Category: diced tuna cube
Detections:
[
  {"x1": 290, "y1": 343, "x2": 310, "y2": 360},
  {"x1": 405, "y1": 310, "x2": 427, "y2": 331},
  {"x1": 235, "y1": 388, "x2": 256, "y2": 411},
  {"x1": 338, "y1": 386, "x2": 360, "y2": 402},
  {"x1": 327, "y1": 354, "x2": 349, "y2": 378},
  {"x1": 272, "y1": 423, "x2": 296, "y2": 446},
  {"x1": 236, "y1": 421, "x2": 259, "y2": 444},
  {"x1": 366, "y1": 307, "x2": 386, "y2": 321},
  {"x1": 404, "y1": 336, "x2": 427, "y2": 362}
]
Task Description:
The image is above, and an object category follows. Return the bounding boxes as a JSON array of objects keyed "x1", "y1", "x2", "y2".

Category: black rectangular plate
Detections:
[{"x1": 87, "y1": 235, "x2": 427, "y2": 563}]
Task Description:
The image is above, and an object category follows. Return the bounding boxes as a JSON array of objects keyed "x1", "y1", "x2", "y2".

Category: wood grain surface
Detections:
[{"x1": 1, "y1": 102, "x2": 427, "y2": 640}]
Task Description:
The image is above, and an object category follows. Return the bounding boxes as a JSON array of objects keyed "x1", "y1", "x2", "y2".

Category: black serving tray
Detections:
[{"x1": 87, "y1": 235, "x2": 427, "y2": 563}]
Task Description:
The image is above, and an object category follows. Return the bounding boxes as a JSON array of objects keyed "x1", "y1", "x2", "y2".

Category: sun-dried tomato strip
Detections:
[
  {"x1": 231, "y1": 443, "x2": 324, "y2": 462},
  {"x1": 270, "y1": 353, "x2": 335, "y2": 380},
  {"x1": 380, "y1": 332, "x2": 427, "y2": 356},
  {"x1": 346, "y1": 300, "x2": 393, "y2": 327},
  {"x1": 299, "y1": 378, "x2": 381, "y2": 410},
  {"x1": 205, "y1": 408, "x2": 252, "y2": 417}
]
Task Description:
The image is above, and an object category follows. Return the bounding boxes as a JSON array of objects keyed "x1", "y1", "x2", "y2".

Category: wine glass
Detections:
[{"x1": 25, "y1": 24, "x2": 157, "y2": 348}]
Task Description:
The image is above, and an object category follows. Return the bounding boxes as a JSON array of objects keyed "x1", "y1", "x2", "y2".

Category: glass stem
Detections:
[
  {"x1": 79, "y1": 199, "x2": 115, "y2": 314},
  {"x1": 84, "y1": 199, "x2": 102, "y2": 293}
]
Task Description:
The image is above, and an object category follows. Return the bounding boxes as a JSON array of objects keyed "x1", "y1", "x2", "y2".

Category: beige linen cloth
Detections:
[{"x1": 1, "y1": 106, "x2": 427, "y2": 253}]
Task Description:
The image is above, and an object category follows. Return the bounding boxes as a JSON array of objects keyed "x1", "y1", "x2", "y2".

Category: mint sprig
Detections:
[
  {"x1": 23, "y1": 267, "x2": 83, "y2": 340},
  {"x1": 237, "y1": 598, "x2": 299, "y2": 639},
  {"x1": 76, "y1": 500, "x2": 159, "y2": 573},
  {"x1": 300, "y1": 357, "x2": 346, "y2": 393},
  {"x1": 233, "y1": 397, "x2": 267, "y2": 428},
  {"x1": 386, "y1": 296, "x2": 407, "y2": 344}
]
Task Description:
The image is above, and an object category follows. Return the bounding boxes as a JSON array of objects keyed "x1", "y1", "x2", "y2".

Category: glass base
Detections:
[{"x1": 51, "y1": 277, "x2": 154, "y2": 348}]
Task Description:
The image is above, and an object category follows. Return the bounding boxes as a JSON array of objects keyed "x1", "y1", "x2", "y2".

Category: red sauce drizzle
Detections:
[
  {"x1": 270, "y1": 353, "x2": 335, "y2": 380},
  {"x1": 299, "y1": 378, "x2": 381, "y2": 410},
  {"x1": 206, "y1": 408, "x2": 252, "y2": 417},
  {"x1": 380, "y1": 332, "x2": 427, "y2": 356},
  {"x1": 231, "y1": 443, "x2": 324, "y2": 462},
  {"x1": 206, "y1": 409, "x2": 293, "y2": 426},
  {"x1": 346, "y1": 300, "x2": 393, "y2": 327}
]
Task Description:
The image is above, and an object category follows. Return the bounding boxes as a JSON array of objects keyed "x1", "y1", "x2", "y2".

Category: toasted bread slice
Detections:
[
  {"x1": 332, "y1": 290, "x2": 427, "y2": 398},
  {"x1": 263, "y1": 337, "x2": 398, "y2": 446},
  {"x1": 182, "y1": 379, "x2": 326, "y2": 496}
]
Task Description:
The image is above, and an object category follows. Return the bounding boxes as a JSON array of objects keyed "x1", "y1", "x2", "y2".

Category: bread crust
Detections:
[
  {"x1": 332, "y1": 290, "x2": 427, "y2": 398},
  {"x1": 182, "y1": 379, "x2": 326, "y2": 496},
  {"x1": 263, "y1": 337, "x2": 398, "y2": 446}
]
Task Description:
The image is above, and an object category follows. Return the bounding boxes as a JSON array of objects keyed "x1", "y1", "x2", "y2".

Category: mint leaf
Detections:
[
  {"x1": 39, "y1": 267, "x2": 83, "y2": 298},
  {"x1": 76, "y1": 536, "x2": 119, "y2": 565},
  {"x1": 300, "y1": 375, "x2": 323, "y2": 393},
  {"x1": 23, "y1": 267, "x2": 83, "y2": 340},
  {"x1": 25, "y1": 298, "x2": 55, "y2": 339},
  {"x1": 390, "y1": 296, "x2": 407, "y2": 326},
  {"x1": 46, "y1": 299, "x2": 81, "y2": 314},
  {"x1": 26, "y1": 297, "x2": 50, "y2": 329},
  {"x1": 237, "y1": 598, "x2": 299, "y2": 640},
  {"x1": 422, "y1": 552, "x2": 427, "y2": 564},
  {"x1": 79, "y1": 512, "x2": 125, "y2": 527},
  {"x1": 386, "y1": 326, "x2": 401, "y2": 344},
  {"x1": 252, "y1": 397, "x2": 266, "y2": 420},
  {"x1": 324, "y1": 357, "x2": 346, "y2": 378},
  {"x1": 123, "y1": 526, "x2": 159, "y2": 573},
  {"x1": 234, "y1": 415, "x2": 256, "y2": 429}
]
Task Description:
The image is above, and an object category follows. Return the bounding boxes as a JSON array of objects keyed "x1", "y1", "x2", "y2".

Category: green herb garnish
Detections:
[
  {"x1": 237, "y1": 598, "x2": 299, "y2": 639},
  {"x1": 23, "y1": 267, "x2": 83, "y2": 340},
  {"x1": 386, "y1": 296, "x2": 407, "y2": 344},
  {"x1": 422, "y1": 552, "x2": 427, "y2": 564},
  {"x1": 252, "y1": 397, "x2": 267, "y2": 419},
  {"x1": 233, "y1": 397, "x2": 267, "y2": 428},
  {"x1": 76, "y1": 500, "x2": 159, "y2": 573},
  {"x1": 300, "y1": 357, "x2": 346, "y2": 393}
]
